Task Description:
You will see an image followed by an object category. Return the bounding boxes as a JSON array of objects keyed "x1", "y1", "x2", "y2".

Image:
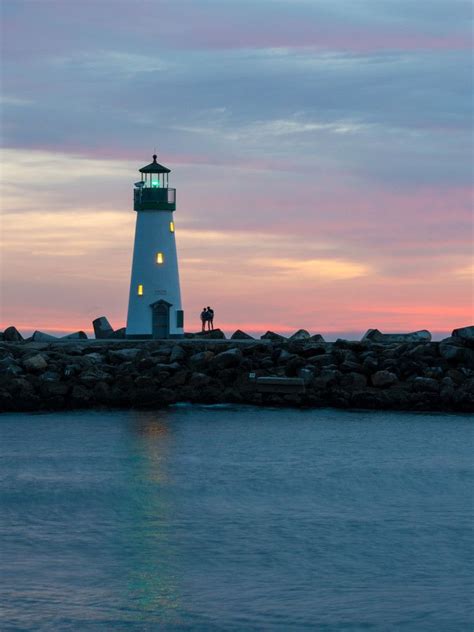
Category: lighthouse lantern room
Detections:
[{"x1": 126, "y1": 154, "x2": 184, "y2": 338}]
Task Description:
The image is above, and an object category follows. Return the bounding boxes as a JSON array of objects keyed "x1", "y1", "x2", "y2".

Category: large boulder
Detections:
[
  {"x1": 198, "y1": 329, "x2": 226, "y2": 339},
  {"x1": 362, "y1": 329, "x2": 431, "y2": 343},
  {"x1": 109, "y1": 348, "x2": 142, "y2": 363},
  {"x1": 289, "y1": 329, "x2": 311, "y2": 341},
  {"x1": 452, "y1": 325, "x2": 474, "y2": 348},
  {"x1": 309, "y1": 334, "x2": 326, "y2": 343},
  {"x1": 110, "y1": 327, "x2": 126, "y2": 339},
  {"x1": 3, "y1": 326, "x2": 23, "y2": 342},
  {"x1": 371, "y1": 370, "x2": 398, "y2": 388},
  {"x1": 261, "y1": 331, "x2": 287, "y2": 342},
  {"x1": 61, "y1": 331, "x2": 88, "y2": 340},
  {"x1": 230, "y1": 330, "x2": 254, "y2": 340},
  {"x1": 439, "y1": 337, "x2": 466, "y2": 362},
  {"x1": 31, "y1": 331, "x2": 58, "y2": 342},
  {"x1": 93, "y1": 317, "x2": 114, "y2": 339},
  {"x1": 23, "y1": 354, "x2": 48, "y2": 372},
  {"x1": 210, "y1": 348, "x2": 242, "y2": 370}
]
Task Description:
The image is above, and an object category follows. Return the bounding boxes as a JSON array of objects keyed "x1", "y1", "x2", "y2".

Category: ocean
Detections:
[{"x1": 0, "y1": 406, "x2": 472, "y2": 631}]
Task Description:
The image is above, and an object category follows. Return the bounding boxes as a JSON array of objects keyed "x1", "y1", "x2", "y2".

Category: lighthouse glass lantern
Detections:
[{"x1": 126, "y1": 154, "x2": 184, "y2": 338}]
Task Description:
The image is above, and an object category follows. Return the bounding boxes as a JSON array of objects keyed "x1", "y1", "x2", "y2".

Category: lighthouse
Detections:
[{"x1": 126, "y1": 154, "x2": 184, "y2": 339}]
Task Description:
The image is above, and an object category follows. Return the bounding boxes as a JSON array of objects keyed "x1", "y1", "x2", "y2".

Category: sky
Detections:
[{"x1": 0, "y1": 0, "x2": 473, "y2": 339}]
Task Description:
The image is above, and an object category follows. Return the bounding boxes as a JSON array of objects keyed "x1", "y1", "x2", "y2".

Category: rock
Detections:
[
  {"x1": 198, "y1": 329, "x2": 226, "y2": 339},
  {"x1": 298, "y1": 367, "x2": 315, "y2": 384},
  {"x1": 309, "y1": 334, "x2": 325, "y2": 343},
  {"x1": 439, "y1": 338, "x2": 466, "y2": 362},
  {"x1": 210, "y1": 348, "x2": 242, "y2": 370},
  {"x1": 362, "y1": 329, "x2": 432, "y2": 343},
  {"x1": 110, "y1": 327, "x2": 126, "y2": 339},
  {"x1": 71, "y1": 385, "x2": 93, "y2": 405},
  {"x1": 230, "y1": 329, "x2": 254, "y2": 340},
  {"x1": 189, "y1": 372, "x2": 211, "y2": 387},
  {"x1": 170, "y1": 345, "x2": 186, "y2": 363},
  {"x1": 261, "y1": 331, "x2": 287, "y2": 342},
  {"x1": 412, "y1": 377, "x2": 439, "y2": 393},
  {"x1": 452, "y1": 325, "x2": 474, "y2": 348},
  {"x1": 61, "y1": 331, "x2": 88, "y2": 340},
  {"x1": 300, "y1": 344, "x2": 328, "y2": 358},
  {"x1": 31, "y1": 331, "x2": 58, "y2": 342},
  {"x1": 93, "y1": 317, "x2": 114, "y2": 339},
  {"x1": 109, "y1": 348, "x2": 142, "y2": 362},
  {"x1": 372, "y1": 370, "x2": 398, "y2": 388},
  {"x1": 0, "y1": 356, "x2": 23, "y2": 377},
  {"x1": 189, "y1": 350, "x2": 214, "y2": 369},
  {"x1": 3, "y1": 326, "x2": 23, "y2": 342},
  {"x1": 23, "y1": 354, "x2": 48, "y2": 372},
  {"x1": 82, "y1": 352, "x2": 105, "y2": 364},
  {"x1": 340, "y1": 372, "x2": 367, "y2": 390},
  {"x1": 289, "y1": 329, "x2": 311, "y2": 341}
]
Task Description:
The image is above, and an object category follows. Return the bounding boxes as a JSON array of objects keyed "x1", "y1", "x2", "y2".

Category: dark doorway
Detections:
[{"x1": 150, "y1": 300, "x2": 172, "y2": 339}]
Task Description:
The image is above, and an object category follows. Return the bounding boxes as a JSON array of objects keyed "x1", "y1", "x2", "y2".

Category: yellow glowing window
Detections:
[
  {"x1": 169, "y1": 221, "x2": 175, "y2": 233},
  {"x1": 137, "y1": 284, "x2": 144, "y2": 296},
  {"x1": 156, "y1": 252, "x2": 164, "y2": 264}
]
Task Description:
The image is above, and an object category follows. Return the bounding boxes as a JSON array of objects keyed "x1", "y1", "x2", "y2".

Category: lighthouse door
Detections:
[{"x1": 151, "y1": 300, "x2": 171, "y2": 339}]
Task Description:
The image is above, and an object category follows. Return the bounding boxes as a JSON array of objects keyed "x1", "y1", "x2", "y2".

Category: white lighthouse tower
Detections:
[{"x1": 126, "y1": 154, "x2": 184, "y2": 339}]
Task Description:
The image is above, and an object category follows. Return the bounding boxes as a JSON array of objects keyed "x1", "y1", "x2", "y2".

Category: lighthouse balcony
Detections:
[{"x1": 134, "y1": 187, "x2": 176, "y2": 211}]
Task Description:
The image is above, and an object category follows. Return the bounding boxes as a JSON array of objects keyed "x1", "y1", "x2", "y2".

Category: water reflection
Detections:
[{"x1": 124, "y1": 410, "x2": 181, "y2": 625}]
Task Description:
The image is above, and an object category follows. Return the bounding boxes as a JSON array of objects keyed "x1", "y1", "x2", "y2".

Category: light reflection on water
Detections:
[{"x1": 0, "y1": 406, "x2": 473, "y2": 631}]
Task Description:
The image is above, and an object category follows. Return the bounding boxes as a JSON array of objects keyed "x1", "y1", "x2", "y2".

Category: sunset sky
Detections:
[{"x1": 1, "y1": 0, "x2": 472, "y2": 339}]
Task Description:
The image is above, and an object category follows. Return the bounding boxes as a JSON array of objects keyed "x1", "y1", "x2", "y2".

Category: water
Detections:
[{"x1": 0, "y1": 406, "x2": 472, "y2": 631}]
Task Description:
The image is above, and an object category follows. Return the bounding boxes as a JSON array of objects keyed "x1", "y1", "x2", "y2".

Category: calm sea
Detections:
[{"x1": 0, "y1": 406, "x2": 472, "y2": 631}]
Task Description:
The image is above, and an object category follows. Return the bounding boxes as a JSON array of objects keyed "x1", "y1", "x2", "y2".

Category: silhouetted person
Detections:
[
  {"x1": 200, "y1": 307, "x2": 208, "y2": 333},
  {"x1": 207, "y1": 306, "x2": 214, "y2": 331}
]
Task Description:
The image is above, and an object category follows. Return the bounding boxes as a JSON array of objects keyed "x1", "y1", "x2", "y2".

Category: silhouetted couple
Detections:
[{"x1": 201, "y1": 306, "x2": 214, "y2": 332}]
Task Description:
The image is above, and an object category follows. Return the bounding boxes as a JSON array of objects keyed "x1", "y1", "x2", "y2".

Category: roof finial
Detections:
[{"x1": 152, "y1": 153, "x2": 157, "y2": 162}]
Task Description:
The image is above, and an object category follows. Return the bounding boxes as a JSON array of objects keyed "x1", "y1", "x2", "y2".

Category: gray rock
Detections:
[
  {"x1": 362, "y1": 329, "x2": 432, "y2": 343},
  {"x1": 3, "y1": 326, "x2": 23, "y2": 342},
  {"x1": 39, "y1": 371, "x2": 62, "y2": 382},
  {"x1": 340, "y1": 372, "x2": 368, "y2": 390},
  {"x1": 189, "y1": 351, "x2": 214, "y2": 369},
  {"x1": 261, "y1": 331, "x2": 287, "y2": 342},
  {"x1": 110, "y1": 327, "x2": 126, "y2": 339},
  {"x1": 452, "y1": 325, "x2": 474, "y2": 348},
  {"x1": 0, "y1": 356, "x2": 23, "y2": 376},
  {"x1": 412, "y1": 377, "x2": 439, "y2": 393},
  {"x1": 230, "y1": 329, "x2": 254, "y2": 340},
  {"x1": 31, "y1": 331, "x2": 58, "y2": 342},
  {"x1": 83, "y1": 352, "x2": 105, "y2": 364},
  {"x1": 372, "y1": 370, "x2": 398, "y2": 388},
  {"x1": 289, "y1": 329, "x2": 311, "y2": 341},
  {"x1": 23, "y1": 354, "x2": 48, "y2": 371},
  {"x1": 93, "y1": 317, "x2": 114, "y2": 339},
  {"x1": 189, "y1": 372, "x2": 211, "y2": 387},
  {"x1": 71, "y1": 385, "x2": 93, "y2": 404},
  {"x1": 298, "y1": 367, "x2": 315, "y2": 384},
  {"x1": 309, "y1": 334, "x2": 326, "y2": 343},
  {"x1": 60, "y1": 331, "x2": 88, "y2": 340},
  {"x1": 211, "y1": 348, "x2": 242, "y2": 370},
  {"x1": 109, "y1": 348, "x2": 142, "y2": 362},
  {"x1": 439, "y1": 338, "x2": 465, "y2": 362},
  {"x1": 170, "y1": 345, "x2": 186, "y2": 363},
  {"x1": 198, "y1": 329, "x2": 226, "y2": 339}
]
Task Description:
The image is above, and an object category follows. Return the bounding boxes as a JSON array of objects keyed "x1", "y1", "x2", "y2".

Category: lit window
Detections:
[
  {"x1": 137, "y1": 284, "x2": 144, "y2": 296},
  {"x1": 156, "y1": 252, "x2": 164, "y2": 264},
  {"x1": 169, "y1": 221, "x2": 175, "y2": 233}
]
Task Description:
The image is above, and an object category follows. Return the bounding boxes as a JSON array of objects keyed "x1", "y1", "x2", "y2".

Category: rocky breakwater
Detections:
[{"x1": 0, "y1": 326, "x2": 473, "y2": 413}]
